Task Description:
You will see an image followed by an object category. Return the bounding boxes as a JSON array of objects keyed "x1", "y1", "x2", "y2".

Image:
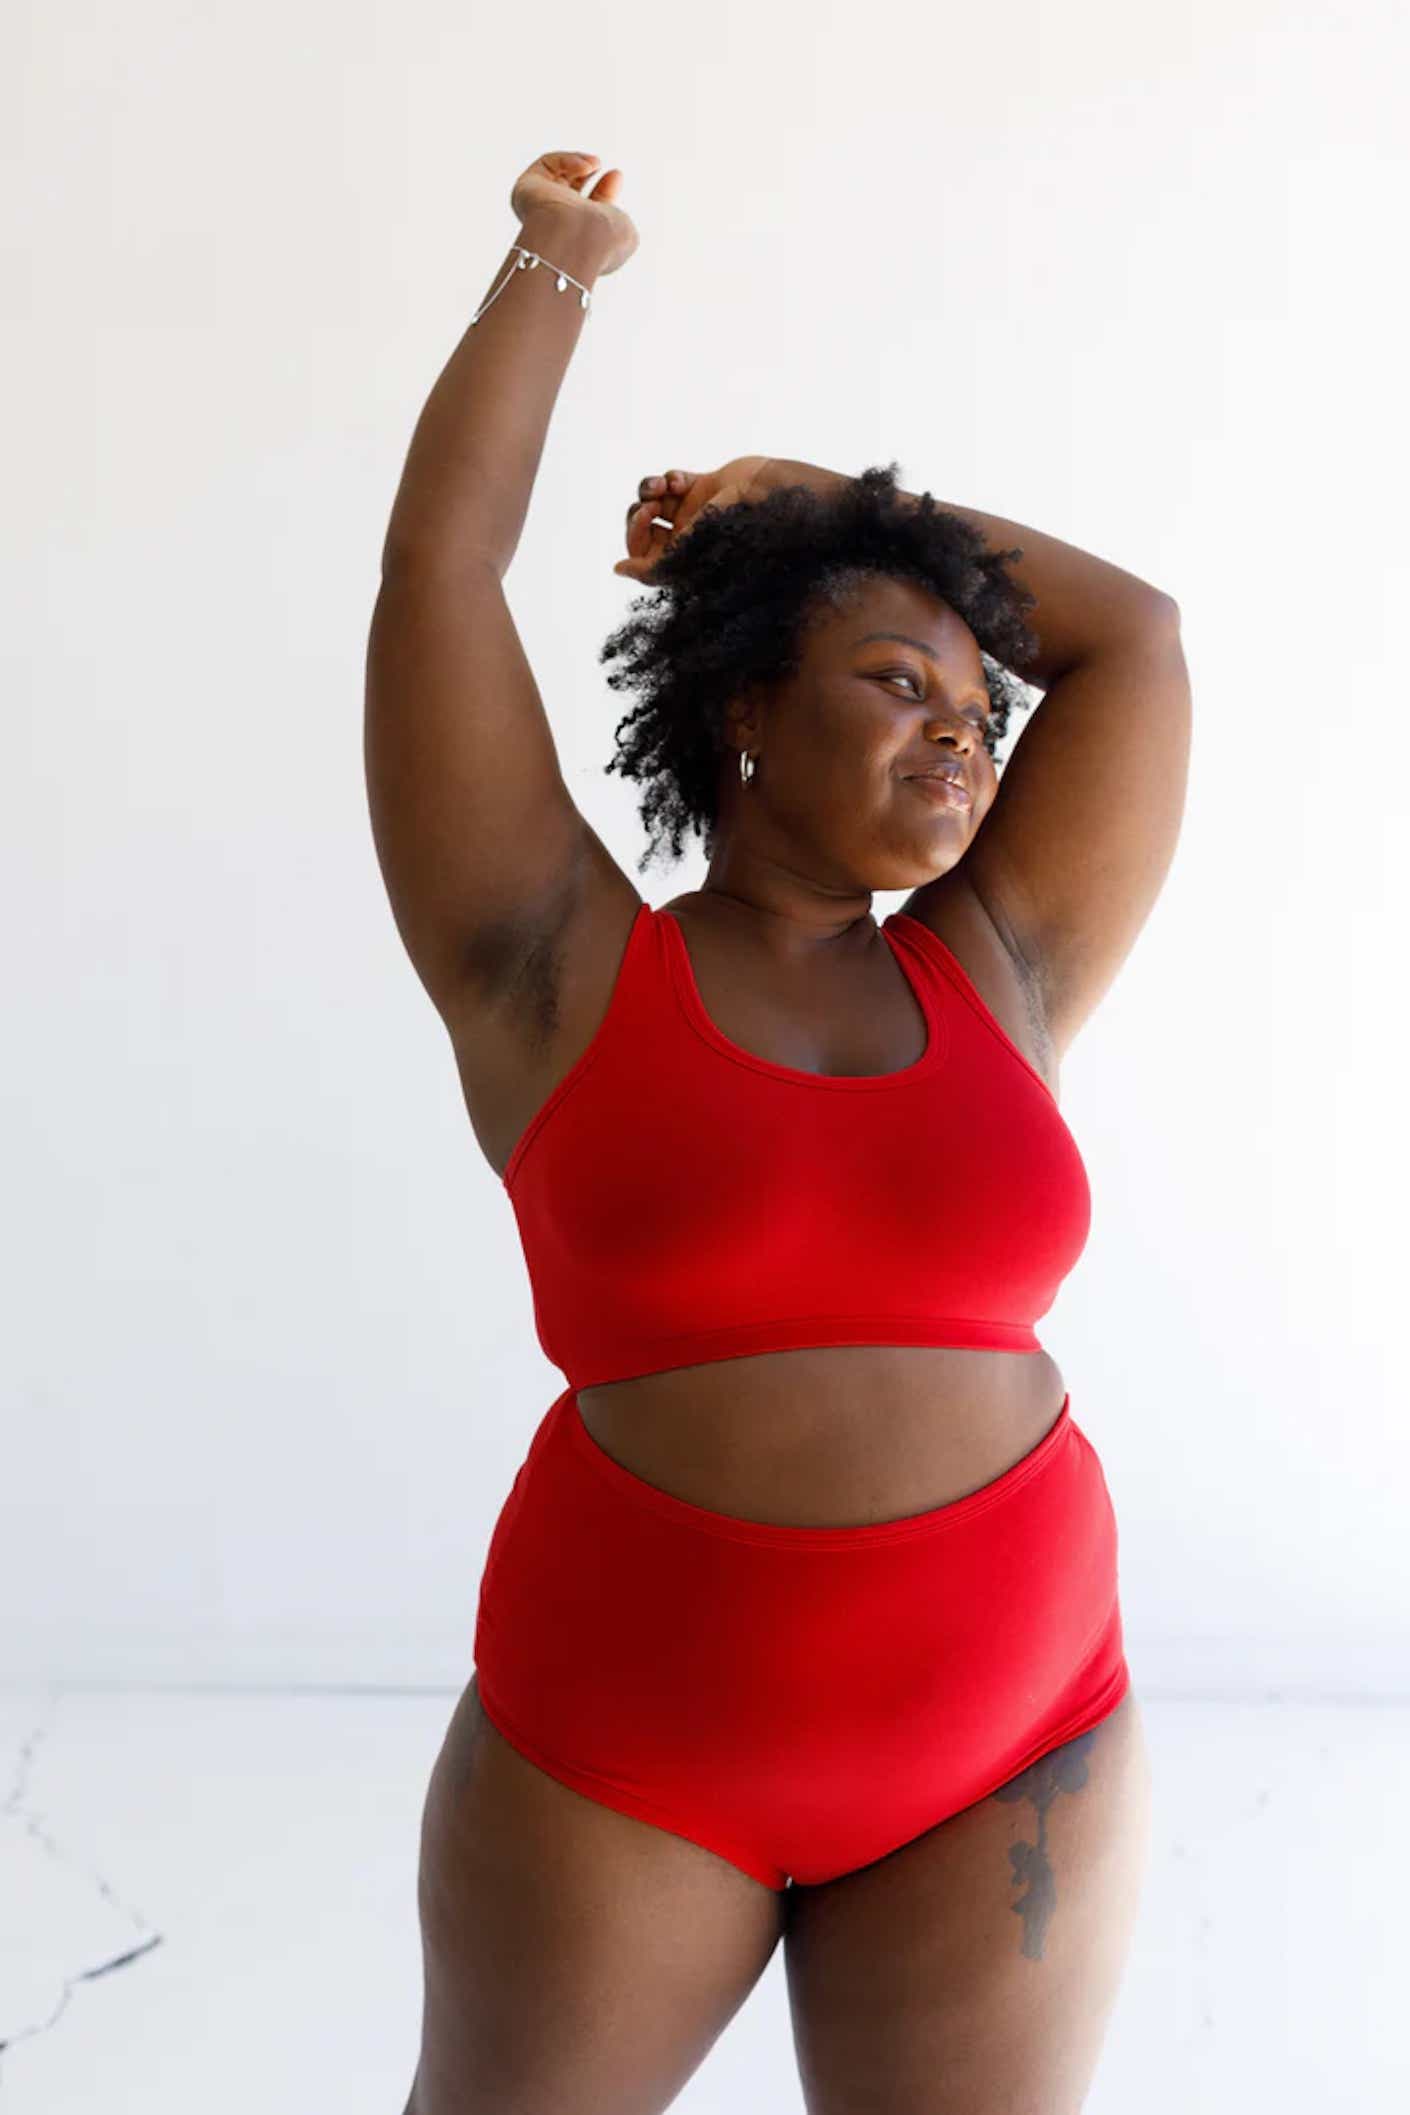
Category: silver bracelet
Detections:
[{"x1": 469, "y1": 243, "x2": 593, "y2": 327}]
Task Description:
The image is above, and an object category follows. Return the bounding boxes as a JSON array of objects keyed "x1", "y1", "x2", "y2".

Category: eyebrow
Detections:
[
  {"x1": 855, "y1": 632, "x2": 988, "y2": 703},
  {"x1": 856, "y1": 631, "x2": 943, "y2": 661}
]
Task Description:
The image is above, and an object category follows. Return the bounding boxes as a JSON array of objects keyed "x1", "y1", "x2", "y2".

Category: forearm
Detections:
[
  {"x1": 381, "y1": 206, "x2": 616, "y2": 579},
  {"x1": 765, "y1": 459, "x2": 1175, "y2": 688}
]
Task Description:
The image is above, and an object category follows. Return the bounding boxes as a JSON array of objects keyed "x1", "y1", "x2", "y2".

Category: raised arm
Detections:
[{"x1": 364, "y1": 152, "x2": 635, "y2": 1019}]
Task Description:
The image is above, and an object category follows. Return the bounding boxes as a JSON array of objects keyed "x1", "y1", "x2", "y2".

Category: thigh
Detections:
[
  {"x1": 404, "y1": 1673, "x2": 787, "y2": 2115},
  {"x1": 782, "y1": 1690, "x2": 1153, "y2": 2115}
]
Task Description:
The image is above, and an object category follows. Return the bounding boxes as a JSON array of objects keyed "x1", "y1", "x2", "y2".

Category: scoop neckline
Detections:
[{"x1": 656, "y1": 905, "x2": 949, "y2": 1088}]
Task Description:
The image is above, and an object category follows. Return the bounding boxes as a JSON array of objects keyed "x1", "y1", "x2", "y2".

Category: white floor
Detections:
[{"x1": 1, "y1": 1685, "x2": 1405, "y2": 2113}]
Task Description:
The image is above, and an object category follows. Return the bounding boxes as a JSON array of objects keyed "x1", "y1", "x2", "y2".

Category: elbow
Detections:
[{"x1": 380, "y1": 530, "x2": 505, "y2": 584}]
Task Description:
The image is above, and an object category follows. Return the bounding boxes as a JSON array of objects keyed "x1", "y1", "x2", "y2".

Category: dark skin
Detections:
[
  {"x1": 579, "y1": 486, "x2": 1051, "y2": 1533},
  {"x1": 393, "y1": 399, "x2": 1176, "y2": 2109},
  {"x1": 701, "y1": 582, "x2": 1000, "y2": 944},
  {"x1": 421, "y1": 559, "x2": 1154, "y2": 2110},
  {"x1": 627, "y1": 461, "x2": 995, "y2": 915},
  {"x1": 437, "y1": 476, "x2": 1120, "y2": 1524}
]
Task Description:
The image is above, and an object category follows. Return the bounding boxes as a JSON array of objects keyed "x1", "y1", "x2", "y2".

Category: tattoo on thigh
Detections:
[{"x1": 991, "y1": 1729, "x2": 1098, "y2": 1960}]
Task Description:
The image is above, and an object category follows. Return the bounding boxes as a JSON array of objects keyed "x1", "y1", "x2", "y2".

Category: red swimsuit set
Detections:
[{"x1": 472, "y1": 901, "x2": 1130, "y2": 1891}]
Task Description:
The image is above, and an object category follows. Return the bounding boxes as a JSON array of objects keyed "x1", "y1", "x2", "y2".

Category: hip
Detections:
[{"x1": 474, "y1": 1378, "x2": 1123, "y2": 1700}]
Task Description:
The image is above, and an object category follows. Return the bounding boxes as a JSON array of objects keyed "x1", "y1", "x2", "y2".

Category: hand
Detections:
[
  {"x1": 614, "y1": 456, "x2": 776, "y2": 583},
  {"x1": 510, "y1": 150, "x2": 639, "y2": 277}
]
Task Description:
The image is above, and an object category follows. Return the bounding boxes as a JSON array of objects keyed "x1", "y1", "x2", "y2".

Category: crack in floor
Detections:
[{"x1": 0, "y1": 1688, "x2": 166, "y2": 2083}]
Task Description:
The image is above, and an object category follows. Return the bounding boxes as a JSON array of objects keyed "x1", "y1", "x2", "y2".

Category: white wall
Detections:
[{"x1": 3, "y1": 0, "x2": 1405, "y2": 1694}]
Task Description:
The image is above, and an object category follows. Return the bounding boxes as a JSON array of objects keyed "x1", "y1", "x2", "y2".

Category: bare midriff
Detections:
[{"x1": 575, "y1": 1341, "x2": 1069, "y2": 1529}]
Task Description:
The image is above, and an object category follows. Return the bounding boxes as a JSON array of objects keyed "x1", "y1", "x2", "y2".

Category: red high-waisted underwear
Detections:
[{"x1": 472, "y1": 1385, "x2": 1130, "y2": 1891}]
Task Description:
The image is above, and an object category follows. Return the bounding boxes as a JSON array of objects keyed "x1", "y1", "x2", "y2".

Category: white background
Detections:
[
  {"x1": 2, "y1": 1, "x2": 1407, "y2": 2101},
  {"x1": 7, "y1": 0, "x2": 1404, "y2": 1697}
]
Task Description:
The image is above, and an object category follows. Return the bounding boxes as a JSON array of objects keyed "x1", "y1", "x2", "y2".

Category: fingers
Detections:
[
  {"x1": 625, "y1": 469, "x2": 690, "y2": 521},
  {"x1": 623, "y1": 470, "x2": 693, "y2": 548},
  {"x1": 618, "y1": 470, "x2": 698, "y2": 580},
  {"x1": 623, "y1": 495, "x2": 661, "y2": 537},
  {"x1": 550, "y1": 152, "x2": 599, "y2": 184}
]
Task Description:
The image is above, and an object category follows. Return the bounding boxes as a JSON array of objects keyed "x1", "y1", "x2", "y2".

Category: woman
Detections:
[{"x1": 365, "y1": 149, "x2": 1191, "y2": 2115}]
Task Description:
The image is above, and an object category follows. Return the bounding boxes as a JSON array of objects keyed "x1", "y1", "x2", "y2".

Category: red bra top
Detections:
[{"x1": 501, "y1": 901, "x2": 1091, "y2": 1389}]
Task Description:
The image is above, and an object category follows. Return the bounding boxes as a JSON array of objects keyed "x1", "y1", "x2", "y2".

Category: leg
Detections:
[
  {"x1": 782, "y1": 1690, "x2": 1153, "y2": 2115},
  {"x1": 403, "y1": 1672, "x2": 787, "y2": 2115}
]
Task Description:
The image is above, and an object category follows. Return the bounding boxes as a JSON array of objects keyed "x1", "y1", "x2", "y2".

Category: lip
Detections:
[{"x1": 906, "y1": 774, "x2": 971, "y2": 809}]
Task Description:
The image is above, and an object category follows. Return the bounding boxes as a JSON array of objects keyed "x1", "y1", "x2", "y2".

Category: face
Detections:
[{"x1": 717, "y1": 576, "x2": 1000, "y2": 893}]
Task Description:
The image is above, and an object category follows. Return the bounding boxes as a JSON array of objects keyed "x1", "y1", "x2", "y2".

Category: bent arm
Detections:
[
  {"x1": 756, "y1": 459, "x2": 1175, "y2": 685},
  {"x1": 759, "y1": 464, "x2": 1187, "y2": 1058}
]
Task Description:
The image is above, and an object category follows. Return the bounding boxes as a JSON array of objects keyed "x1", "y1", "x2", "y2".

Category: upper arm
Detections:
[
  {"x1": 958, "y1": 599, "x2": 1191, "y2": 1059},
  {"x1": 363, "y1": 554, "x2": 588, "y2": 1016}
]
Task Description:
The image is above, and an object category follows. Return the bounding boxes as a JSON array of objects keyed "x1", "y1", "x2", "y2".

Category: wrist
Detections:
[
  {"x1": 757, "y1": 457, "x2": 846, "y2": 500},
  {"x1": 514, "y1": 206, "x2": 616, "y2": 287}
]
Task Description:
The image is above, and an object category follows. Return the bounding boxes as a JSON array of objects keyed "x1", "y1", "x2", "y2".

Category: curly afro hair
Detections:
[{"x1": 599, "y1": 461, "x2": 1043, "y2": 876}]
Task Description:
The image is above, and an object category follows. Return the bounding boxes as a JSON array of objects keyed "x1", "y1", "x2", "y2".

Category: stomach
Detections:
[{"x1": 575, "y1": 1341, "x2": 1069, "y2": 1529}]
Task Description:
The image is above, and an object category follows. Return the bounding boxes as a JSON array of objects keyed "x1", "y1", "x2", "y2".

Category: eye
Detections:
[{"x1": 878, "y1": 670, "x2": 991, "y2": 729}]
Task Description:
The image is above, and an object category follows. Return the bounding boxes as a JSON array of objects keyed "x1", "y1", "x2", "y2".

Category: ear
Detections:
[{"x1": 725, "y1": 683, "x2": 767, "y2": 752}]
